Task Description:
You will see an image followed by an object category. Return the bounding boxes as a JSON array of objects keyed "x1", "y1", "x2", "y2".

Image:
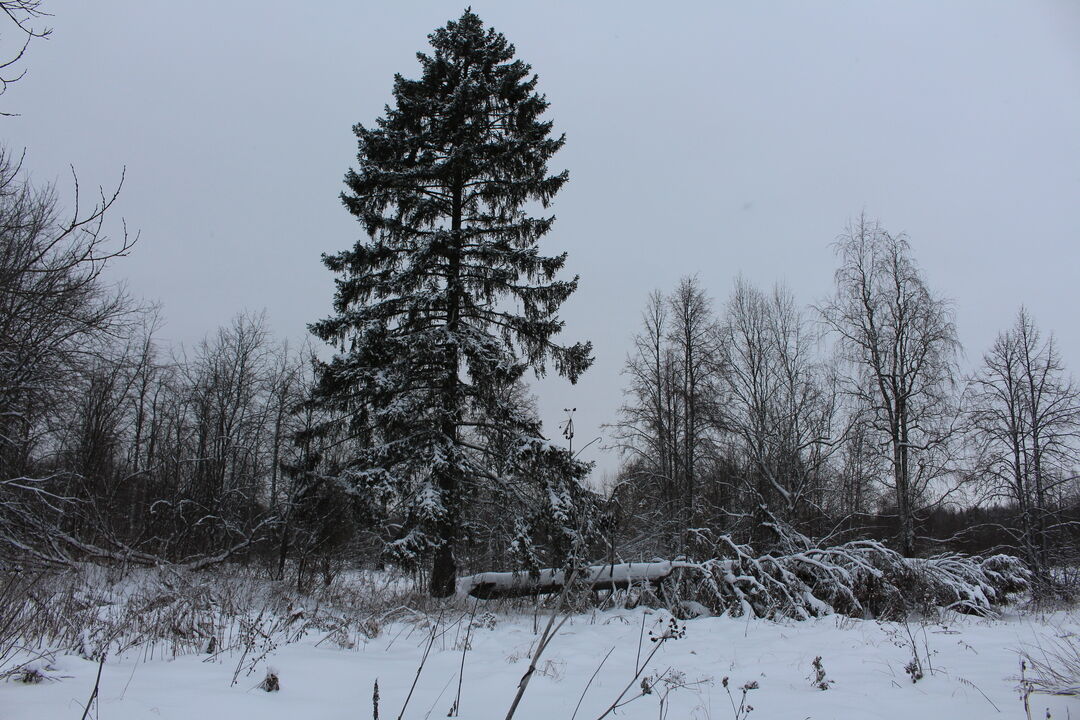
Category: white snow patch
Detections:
[{"x1": 4, "y1": 606, "x2": 1078, "y2": 720}]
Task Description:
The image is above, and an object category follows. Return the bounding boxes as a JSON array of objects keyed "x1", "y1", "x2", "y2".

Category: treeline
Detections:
[
  {"x1": 0, "y1": 148, "x2": 366, "y2": 584},
  {"x1": 3, "y1": 140, "x2": 1077, "y2": 591},
  {"x1": 608, "y1": 217, "x2": 1080, "y2": 583}
]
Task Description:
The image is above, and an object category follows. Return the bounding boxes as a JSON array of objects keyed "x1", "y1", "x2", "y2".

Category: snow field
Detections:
[{"x1": 4, "y1": 605, "x2": 1079, "y2": 719}]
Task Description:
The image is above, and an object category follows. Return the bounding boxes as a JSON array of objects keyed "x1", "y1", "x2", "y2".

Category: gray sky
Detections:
[{"x1": 4, "y1": 1, "x2": 1079, "y2": 480}]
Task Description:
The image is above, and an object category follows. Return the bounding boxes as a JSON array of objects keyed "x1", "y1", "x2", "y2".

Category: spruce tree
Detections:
[{"x1": 311, "y1": 10, "x2": 593, "y2": 597}]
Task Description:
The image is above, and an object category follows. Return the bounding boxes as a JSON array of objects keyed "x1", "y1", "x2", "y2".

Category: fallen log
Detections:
[
  {"x1": 455, "y1": 544, "x2": 1030, "y2": 618},
  {"x1": 458, "y1": 561, "x2": 679, "y2": 599}
]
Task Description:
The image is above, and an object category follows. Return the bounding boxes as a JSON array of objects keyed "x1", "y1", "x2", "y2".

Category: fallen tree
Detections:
[
  {"x1": 679, "y1": 538, "x2": 1029, "y2": 619},
  {"x1": 458, "y1": 538, "x2": 1031, "y2": 619},
  {"x1": 458, "y1": 561, "x2": 677, "y2": 599}
]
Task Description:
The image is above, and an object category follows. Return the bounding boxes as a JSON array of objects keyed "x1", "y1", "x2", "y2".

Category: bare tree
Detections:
[
  {"x1": 609, "y1": 290, "x2": 678, "y2": 549},
  {"x1": 828, "y1": 403, "x2": 882, "y2": 521},
  {"x1": 0, "y1": 146, "x2": 134, "y2": 563},
  {"x1": 168, "y1": 313, "x2": 275, "y2": 555},
  {"x1": 719, "y1": 278, "x2": 837, "y2": 538},
  {"x1": 819, "y1": 216, "x2": 960, "y2": 556},
  {"x1": 667, "y1": 276, "x2": 720, "y2": 535},
  {"x1": 0, "y1": 0, "x2": 51, "y2": 114},
  {"x1": 610, "y1": 278, "x2": 722, "y2": 554},
  {"x1": 966, "y1": 308, "x2": 1080, "y2": 578}
]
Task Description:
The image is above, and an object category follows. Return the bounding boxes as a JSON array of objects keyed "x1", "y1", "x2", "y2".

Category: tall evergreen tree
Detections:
[{"x1": 311, "y1": 10, "x2": 592, "y2": 597}]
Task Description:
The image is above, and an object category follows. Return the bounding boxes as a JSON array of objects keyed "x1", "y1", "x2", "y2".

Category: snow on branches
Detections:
[
  {"x1": 679, "y1": 539, "x2": 1029, "y2": 620},
  {"x1": 459, "y1": 540, "x2": 1030, "y2": 620}
]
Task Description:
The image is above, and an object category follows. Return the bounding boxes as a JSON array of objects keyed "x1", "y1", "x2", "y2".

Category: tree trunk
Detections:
[
  {"x1": 277, "y1": 512, "x2": 291, "y2": 581},
  {"x1": 893, "y1": 409, "x2": 916, "y2": 557},
  {"x1": 430, "y1": 176, "x2": 464, "y2": 598},
  {"x1": 461, "y1": 561, "x2": 676, "y2": 599}
]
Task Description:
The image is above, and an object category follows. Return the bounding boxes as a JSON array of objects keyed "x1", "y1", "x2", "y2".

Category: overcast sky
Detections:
[{"x1": 4, "y1": 1, "x2": 1079, "y2": 480}]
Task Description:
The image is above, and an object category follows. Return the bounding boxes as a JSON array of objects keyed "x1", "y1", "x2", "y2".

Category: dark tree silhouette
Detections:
[{"x1": 312, "y1": 10, "x2": 592, "y2": 596}]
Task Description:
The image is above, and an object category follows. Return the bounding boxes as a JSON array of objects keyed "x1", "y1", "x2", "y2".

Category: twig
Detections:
[
  {"x1": 424, "y1": 671, "x2": 458, "y2": 719},
  {"x1": 571, "y1": 646, "x2": 615, "y2": 720},
  {"x1": 449, "y1": 598, "x2": 478, "y2": 716},
  {"x1": 79, "y1": 652, "x2": 106, "y2": 720},
  {"x1": 504, "y1": 570, "x2": 578, "y2": 720},
  {"x1": 955, "y1": 675, "x2": 1000, "y2": 713},
  {"x1": 635, "y1": 611, "x2": 646, "y2": 672},
  {"x1": 593, "y1": 619, "x2": 685, "y2": 720},
  {"x1": 398, "y1": 610, "x2": 442, "y2": 720}
]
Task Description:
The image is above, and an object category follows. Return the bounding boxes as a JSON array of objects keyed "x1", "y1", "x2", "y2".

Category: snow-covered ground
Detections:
[{"x1": 5, "y1": 603, "x2": 1078, "y2": 719}]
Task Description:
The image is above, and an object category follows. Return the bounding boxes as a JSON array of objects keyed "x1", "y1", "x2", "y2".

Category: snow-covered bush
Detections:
[
  {"x1": 459, "y1": 535, "x2": 1029, "y2": 620},
  {"x1": 666, "y1": 537, "x2": 1030, "y2": 620}
]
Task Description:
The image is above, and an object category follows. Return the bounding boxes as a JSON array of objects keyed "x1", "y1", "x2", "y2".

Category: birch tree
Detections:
[
  {"x1": 720, "y1": 278, "x2": 837, "y2": 537},
  {"x1": 967, "y1": 308, "x2": 1080, "y2": 577},
  {"x1": 820, "y1": 216, "x2": 959, "y2": 556}
]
